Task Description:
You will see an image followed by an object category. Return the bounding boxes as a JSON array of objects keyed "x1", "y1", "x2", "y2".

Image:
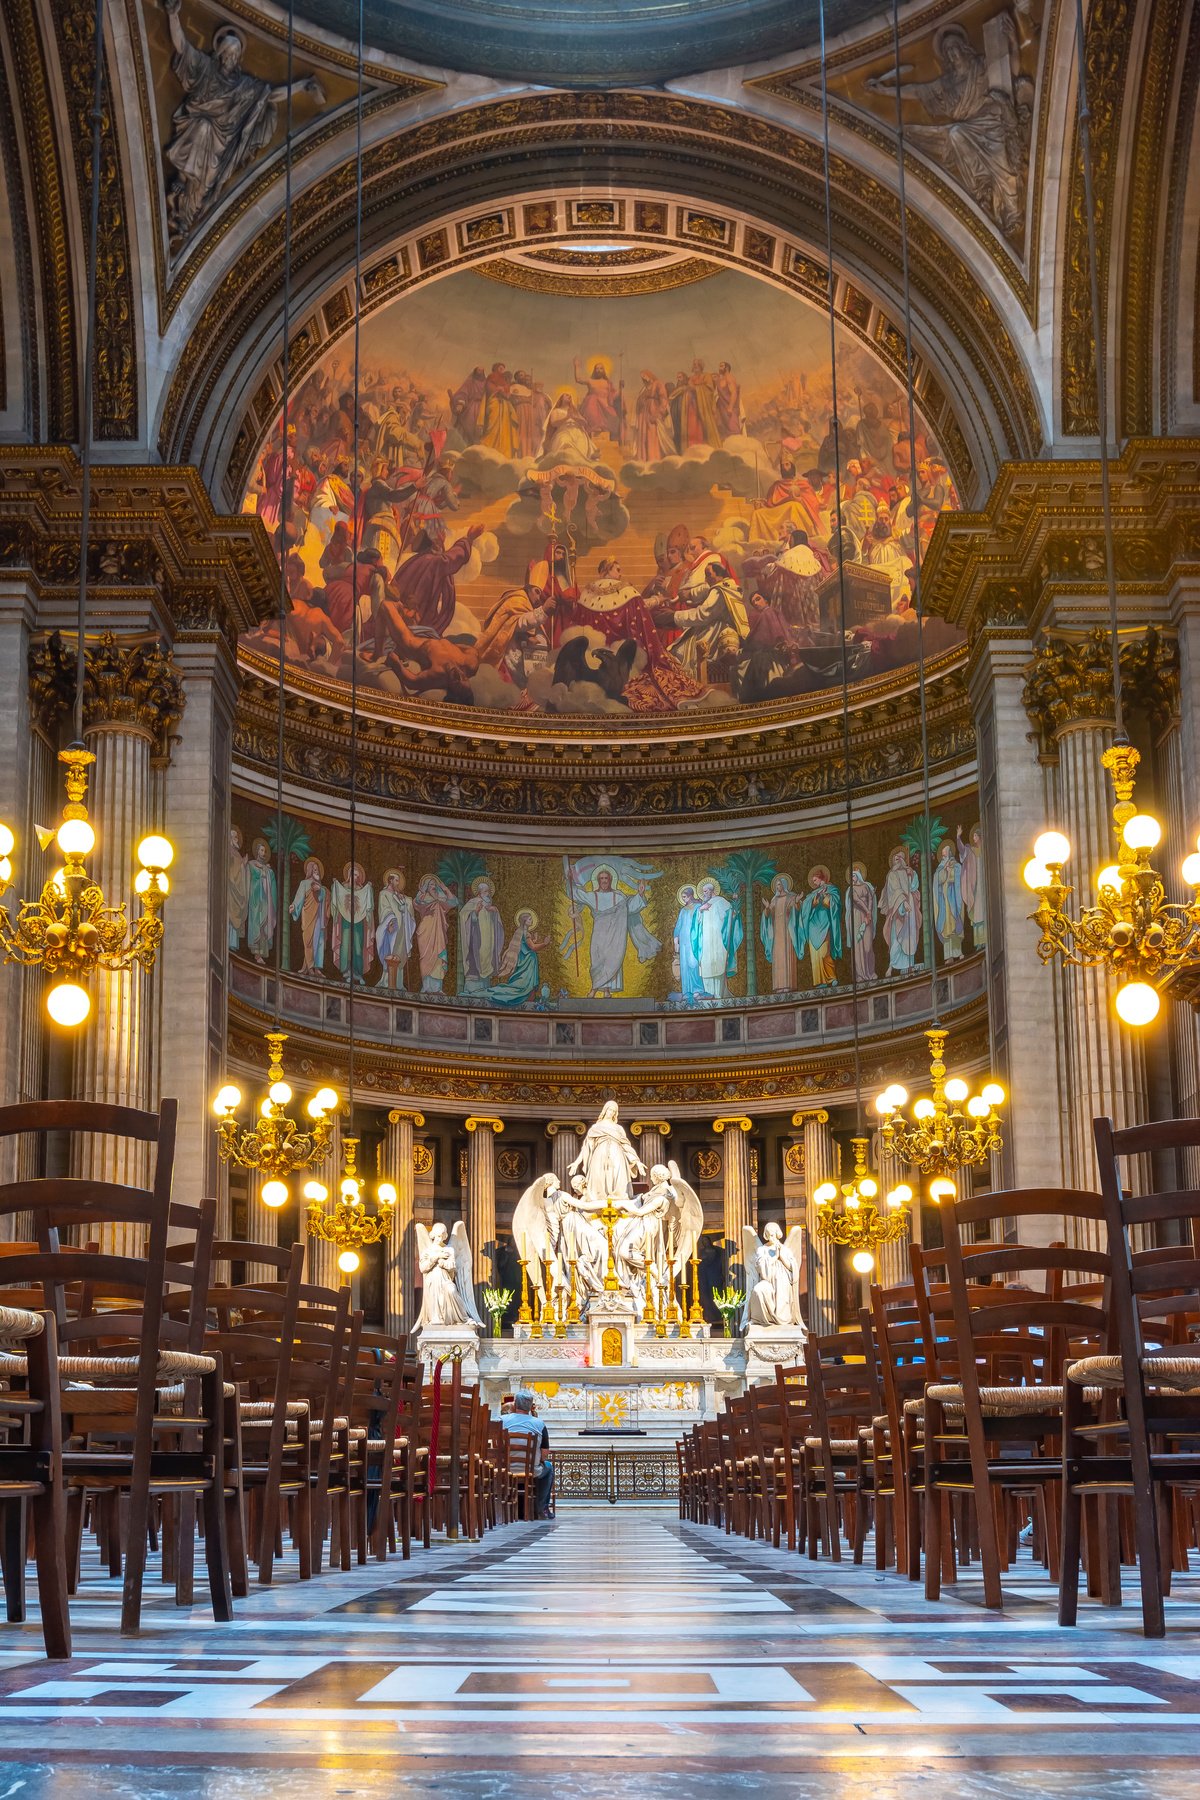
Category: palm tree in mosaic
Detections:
[
  {"x1": 900, "y1": 811, "x2": 948, "y2": 976},
  {"x1": 262, "y1": 813, "x2": 312, "y2": 972},
  {"x1": 707, "y1": 849, "x2": 778, "y2": 998}
]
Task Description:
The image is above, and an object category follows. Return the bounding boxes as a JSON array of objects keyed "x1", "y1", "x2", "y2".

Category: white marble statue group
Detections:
[
  {"x1": 413, "y1": 1100, "x2": 807, "y2": 1335},
  {"x1": 512, "y1": 1101, "x2": 703, "y2": 1315}
]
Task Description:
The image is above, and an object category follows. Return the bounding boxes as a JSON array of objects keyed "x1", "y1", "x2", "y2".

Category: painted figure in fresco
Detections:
[
  {"x1": 866, "y1": 20, "x2": 1029, "y2": 239},
  {"x1": 388, "y1": 524, "x2": 484, "y2": 637},
  {"x1": 161, "y1": 0, "x2": 324, "y2": 241},
  {"x1": 691, "y1": 877, "x2": 743, "y2": 1002},
  {"x1": 634, "y1": 370, "x2": 675, "y2": 461},
  {"x1": 569, "y1": 864, "x2": 659, "y2": 998},
  {"x1": 670, "y1": 361, "x2": 724, "y2": 449},
  {"x1": 673, "y1": 885, "x2": 704, "y2": 1004},
  {"x1": 458, "y1": 876, "x2": 505, "y2": 994},
  {"x1": 414, "y1": 873, "x2": 458, "y2": 994},
  {"x1": 228, "y1": 825, "x2": 249, "y2": 952},
  {"x1": 478, "y1": 364, "x2": 521, "y2": 457},
  {"x1": 448, "y1": 366, "x2": 487, "y2": 445},
  {"x1": 932, "y1": 838, "x2": 965, "y2": 962},
  {"x1": 487, "y1": 908, "x2": 550, "y2": 1008},
  {"x1": 881, "y1": 846, "x2": 922, "y2": 975},
  {"x1": 331, "y1": 861, "x2": 375, "y2": 982},
  {"x1": 541, "y1": 390, "x2": 597, "y2": 462},
  {"x1": 573, "y1": 357, "x2": 622, "y2": 441},
  {"x1": 666, "y1": 546, "x2": 750, "y2": 678},
  {"x1": 799, "y1": 865, "x2": 842, "y2": 990},
  {"x1": 289, "y1": 855, "x2": 328, "y2": 975},
  {"x1": 760, "y1": 872, "x2": 805, "y2": 993},
  {"x1": 747, "y1": 459, "x2": 827, "y2": 543},
  {"x1": 246, "y1": 837, "x2": 277, "y2": 965},
  {"x1": 375, "y1": 868, "x2": 416, "y2": 990},
  {"x1": 845, "y1": 861, "x2": 879, "y2": 984},
  {"x1": 715, "y1": 362, "x2": 743, "y2": 438},
  {"x1": 958, "y1": 823, "x2": 986, "y2": 951}
]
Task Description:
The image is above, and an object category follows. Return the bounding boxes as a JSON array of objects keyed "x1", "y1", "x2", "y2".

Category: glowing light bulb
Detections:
[
  {"x1": 1034, "y1": 830, "x2": 1070, "y2": 866},
  {"x1": 887, "y1": 1183, "x2": 913, "y2": 1208},
  {"x1": 1096, "y1": 864, "x2": 1124, "y2": 895},
  {"x1": 885, "y1": 1084, "x2": 908, "y2": 1108},
  {"x1": 213, "y1": 1083, "x2": 241, "y2": 1115},
  {"x1": 312, "y1": 1087, "x2": 339, "y2": 1115},
  {"x1": 338, "y1": 1249, "x2": 361, "y2": 1274},
  {"x1": 136, "y1": 834, "x2": 174, "y2": 870},
  {"x1": 268, "y1": 1080, "x2": 292, "y2": 1106},
  {"x1": 1114, "y1": 981, "x2": 1160, "y2": 1027},
  {"x1": 261, "y1": 1179, "x2": 288, "y2": 1209},
  {"x1": 851, "y1": 1250, "x2": 875, "y2": 1275},
  {"x1": 981, "y1": 1082, "x2": 1005, "y2": 1108},
  {"x1": 845, "y1": 1194, "x2": 860, "y2": 1210},
  {"x1": 813, "y1": 1182, "x2": 837, "y2": 1205},
  {"x1": 56, "y1": 817, "x2": 95, "y2": 858},
  {"x1": 46, "y1": 981, "x2": 90, "y2": 1028},
  {"x1": 875, "y1": 1093, "x2": 895, "y2": 1115},
  {"x1": 913, "y1": 1097, "x2": 936, "y2": 1121},
  {"x1": 944, "y1": 1078, "x2": 969, "y2": 1104},
  {"x1": 340, "y1": 1177, "x2": 361, "y2": 1199},
  {"x1": 378, "y1": 1182, "x2": 398, "y2": 1206},
  {"x1": 1122, "y1": 814, "x2": 1161, "y2": 853},
  {"x1": 967, "y1": 1095, "x2": 990, "y2": 1119},
  {"x1": 0, "y1": 823, "x2": 14, "y2": 856},
  {"x1": 0, "y1": 857, "x2": 11, "y2": 884},
  {"x1": 1023, "y1": 857, "x2": 1051, "y2": 891},
  {"x1": 857, "y1": 1177, "x2": 878, "y2": 1199},
  {"x1": 134, "y1": 869, "x2": 152, "y2": 896},
  {"x1": 259, "y1": 1098, "x2": 273, "y2": 1118},
  {"x1": 303, "y1": 1180, "x2": 328, "y2": 1203},
  {"x1": 929, "y1": 1177, "x2": 956, "y2": 1203},
  {"x1": 1181, "y1": 852, "x2": 1200, "y2": 888}
]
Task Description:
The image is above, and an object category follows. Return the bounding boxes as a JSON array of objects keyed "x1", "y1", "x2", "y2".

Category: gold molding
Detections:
[
  {"x1": 465, "y1": 1115, "x2": 505, "y2": 1134},
  {"x1": 474, "y1": 254, "x2": 720, "y2": 298},
  {"x1": 712, "y1": 1116, "x2": 753, "y2": 1133},
  {"x1": 386, "y1": 1108, "x2": 426, "y2": 1128},
  {"x1": 791, "y1": 1109, "x2": 830, "y2": 1127},
  {"x1": 629, "y1": 1121, "x2": 672, "y2": 1137}
]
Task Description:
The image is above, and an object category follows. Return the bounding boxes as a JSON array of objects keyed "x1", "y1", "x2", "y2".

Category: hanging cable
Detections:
[
  {"x1": 817, "y1": 0, "x2": 864, "y2": 1132},
  {"x1": 1070, "y1": 0, "x2": 1123, "y2": 736},
  {"x1": 887, "y1": 0, "x2": 940, "y2": 1027},
  {"x1": 272, "y1": 0, "x2": 297, "y2": 1028},
  {"x1": 347, "y1": 0, "x2": 366, "y2": 1127},
  {"x1": 74, "y1": 0, "x2": 107, "y2": 740}
]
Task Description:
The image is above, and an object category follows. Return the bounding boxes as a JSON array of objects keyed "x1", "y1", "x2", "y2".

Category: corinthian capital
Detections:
[{"x1": 29, "y1": 630, "x2": 186, "y2": 763}]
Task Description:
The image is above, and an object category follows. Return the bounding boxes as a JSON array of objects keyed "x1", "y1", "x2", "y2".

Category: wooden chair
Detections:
[
  {"x1": 502, "y1": 1422, "x2": 540, "y2": 1521},
  {"x1": 927, "y1": 1184, "x2": 1110, "y2": 1611},
  {"x1": 0, "y1": 1098, "x2": 234, "y2": 1638},
  {"x1": 1060, "y1": 1117, "x2": 1200, "y2": 1636},
  {"x1": 803, "y1": 1326, "x2": 878, "y2": 1563},
  {"x1": 0, "y1": 1302, "x2": 69, "y2": 1657}
]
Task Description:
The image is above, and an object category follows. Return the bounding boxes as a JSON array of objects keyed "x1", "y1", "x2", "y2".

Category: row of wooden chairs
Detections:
[
  {"x1": 680, "y1": 1111, "x2": 1200, "y2": 1638},
  {"x1": 0, "y1": 1098, "x2": 540, "y2": 1659}
]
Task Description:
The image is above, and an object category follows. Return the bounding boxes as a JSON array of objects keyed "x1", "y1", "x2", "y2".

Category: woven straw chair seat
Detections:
[
  {"x1": 0, "y1": 1304, "x2": 45, "y2": 1338},
  {"x1": 238, "y1": 1399, "x2": 309, "y2": 1421},
  {"x1": 804, "y1": 1435, "x2": 859, "y2": 1453},
  {"x1": 0, "y1": 1349, "x2": 215, "y2": 1381},
  {"x1": 1068, "y1": 1353, "x2": 1200, "y2": 1393},
  {"x1": 927, "y1": 1382, "x2": 1101, "y2": 1416},
  {"x1": 903, "y1": 1397, "x2": 926, "y2": 1417},
  {"x1": 871, "y1": 1413, "x2": 891, "y2": 1431},
  {"x1": 158, "y1": 1380, "x2": 236, "y2": 1403}
]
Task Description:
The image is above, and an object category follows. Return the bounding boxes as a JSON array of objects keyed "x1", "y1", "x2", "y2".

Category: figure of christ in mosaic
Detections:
[
  {"x1": 566, "y1": 861, "x2": 661, "y2": 999},
  {"x1": 290, "y1": 856, "x2": 329, "y2": 975}
]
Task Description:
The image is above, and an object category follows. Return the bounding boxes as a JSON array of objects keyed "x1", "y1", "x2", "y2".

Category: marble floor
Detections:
[{"x1": 0, "y1": 1509, "x2": 1198, "y2": 1796}]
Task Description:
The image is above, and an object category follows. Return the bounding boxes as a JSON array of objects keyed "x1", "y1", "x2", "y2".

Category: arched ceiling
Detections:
[{"x1": 292, "y1": 0, "x2": 875, "y2": 87}]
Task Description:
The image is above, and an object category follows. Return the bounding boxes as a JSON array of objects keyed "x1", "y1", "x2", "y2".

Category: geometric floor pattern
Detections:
[{"x1": 1, "y1": 1509, "x2": 1199, "y2": 1796}]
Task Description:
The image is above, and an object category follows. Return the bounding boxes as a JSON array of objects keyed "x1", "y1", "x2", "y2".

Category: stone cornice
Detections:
[{"x1": 0, "y1": 449, "x2": 277, "y2": 647}]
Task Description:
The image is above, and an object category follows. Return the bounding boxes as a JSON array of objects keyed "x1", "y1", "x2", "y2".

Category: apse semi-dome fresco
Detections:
[{"x1": 242, "y1": 265, "x2": 963, "y2": 719}]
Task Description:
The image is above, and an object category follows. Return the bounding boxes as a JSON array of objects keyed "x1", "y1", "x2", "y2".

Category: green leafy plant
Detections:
[
  {"x1": 711, "y1": 1286, "x2": 745, "y2": 1338},
  {"x1": 483, "y1": 1286, "x2": 514, "y2": 1339}
]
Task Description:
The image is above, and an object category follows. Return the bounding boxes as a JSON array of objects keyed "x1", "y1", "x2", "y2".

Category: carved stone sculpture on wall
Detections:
[{"x1": 160, "y1": 0, "x2": 325, "y2": 244}]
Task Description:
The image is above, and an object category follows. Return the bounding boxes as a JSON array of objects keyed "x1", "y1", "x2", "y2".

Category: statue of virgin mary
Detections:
[{"x1": 567, "y1": 1101, "x2": 646, "y2": 1206}]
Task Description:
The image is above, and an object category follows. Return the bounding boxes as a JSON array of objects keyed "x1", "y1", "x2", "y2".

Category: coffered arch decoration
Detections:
[{"x1": 158, "y1": 92, "x2": 1044, "y2": 487}]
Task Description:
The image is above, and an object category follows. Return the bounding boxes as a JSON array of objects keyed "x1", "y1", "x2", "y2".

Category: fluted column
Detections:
[
  {"x1": 0, "y1": 583, "x2": 37, "y2": 1202},
  {"x1": 795, "y1": 1109, "x2": 837, "y2": 1336},
  {"x1": 713, "y1": 1116, "x2": 752, "y2": 1284},
  {"x1": 1154, "y1": 695, "x2": 1200, "y2": 1187},
  {"x1": 383, "y1": 1108, "x2": 424, "y2": 1337},
  {"x1": 630, "y1": 1119, "x2": 671, "y2": 1174},
  {"x1": 545, "y1": 1120, "x2": 586, "y2": 1187},
  {"x1": 464, "y1": 1116, "x2": 504, "y2": 1291},
  {"x1": 303, "y1": 1113, "x2": 342, "y2": 1291},
  {"x1": 875, "y1": 1131, "x2": 911, "y2": 1290},
  {"x1": 1056, "y1": 721, "x2": 1151, "y2": 1219}
]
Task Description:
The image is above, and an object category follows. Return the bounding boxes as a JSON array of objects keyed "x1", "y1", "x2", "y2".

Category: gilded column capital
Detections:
[
  {"x1": 29, "y1": 630, "x2": 186, "y2": 764},
  {"x1": 629, "y1": 1120, "x2": 671, "y2": 1137},
  {"x1": 387, "y1": 1108, "x2": 425, "y2": 1128},
  {"x1": 1120, "y1": 626, "x2": 1180, "y2": 735},
  {"x1": 1021, "y1": 628, "x2": 1117, "y2": 759},
  {"x1": 465, "y1": 1115, "x2": 504, "y2": 1135},
  {"x1": 791, "y1": 1109, "x2": 830, "y2": 1128},
  {"x1": 545, "y1": 1121, "x2": 586, "y2": 1138},
  {"x1": 712, "y1": 1115, "x2": 752, "y2": 1133}
]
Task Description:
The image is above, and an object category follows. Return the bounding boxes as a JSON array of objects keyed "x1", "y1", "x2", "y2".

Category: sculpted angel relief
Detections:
[{"x1": 240, "y1": 268, "x2": 963, "y2": 718}]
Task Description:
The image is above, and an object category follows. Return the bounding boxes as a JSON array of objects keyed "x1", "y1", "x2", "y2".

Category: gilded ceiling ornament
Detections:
[{"x1": 475, "y1": 257, "x2": 719, "y2": 299}]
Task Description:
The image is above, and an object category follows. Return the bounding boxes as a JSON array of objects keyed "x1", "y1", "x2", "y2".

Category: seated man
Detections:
[{"x1": 501, "y1": 1390, "x2": 554, "y2": 1518}]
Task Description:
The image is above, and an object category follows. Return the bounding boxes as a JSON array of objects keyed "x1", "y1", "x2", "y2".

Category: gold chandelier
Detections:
[
  {"x1": 305, "y1": 1135, "x2": 396, "y2": 1278},
  {"x1": 814, "y1": 1135, "x2": 911, "y2": 1276},
  {"x1": 875, "y1": 1027, "x2": 1005, "y2": 1177},
  {"x1": 212, "y1": 1031, "x2": 339, "y2": 1206},
  {"x1": 0, "y1": 744, "x2": 173, "y2": 1028},
  {"x1": 1023, "y1": 743, "x2": 1200, "y2": 1028}
]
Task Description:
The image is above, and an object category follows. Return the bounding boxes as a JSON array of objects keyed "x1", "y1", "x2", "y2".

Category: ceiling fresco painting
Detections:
[{"x1": 241, "y1": 265, "x2": 963, "y2": 719}]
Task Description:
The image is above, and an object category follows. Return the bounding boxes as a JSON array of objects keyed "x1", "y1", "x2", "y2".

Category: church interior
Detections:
[{"x1": 1, "y1": 0, "x2": 1200, "y2": 1792}]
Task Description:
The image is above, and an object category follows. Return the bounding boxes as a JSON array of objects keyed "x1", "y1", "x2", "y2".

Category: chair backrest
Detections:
[
  {"x1": 0, "y1": 1099, "x2": 178, "y2": 1358},
  {"x1": 1094, "y1": 1115, "x2": 1200, "y2": 1376},
  {"x1": 185, "y1": 1240, "x2": 307, "y2": 1403},
  {"x1": 869, "y1": 1280, "x2": 929, "y2": 1429},
  {"x1": 939, "y1": 1186, "x2": 1111, "y2": 1397},
  {"x1": 805, "y1": 1324, "x2": 876, "y2": 1445}
]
